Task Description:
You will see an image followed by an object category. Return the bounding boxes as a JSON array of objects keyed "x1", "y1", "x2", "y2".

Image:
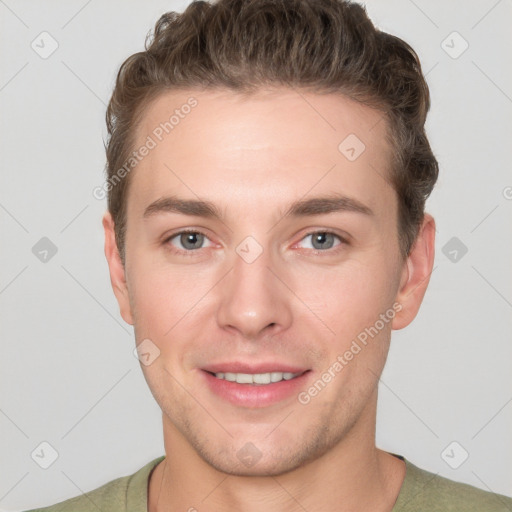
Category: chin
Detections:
[{"x1": 202, "y1": 450, "x2": 303, "y2": 477}]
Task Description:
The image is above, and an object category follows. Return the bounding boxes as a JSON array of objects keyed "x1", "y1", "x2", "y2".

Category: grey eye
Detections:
[
  {"x1": 169, "y1": 231, "x2": 210, "y2": 251},
  {"x1": 301, "y1": 232, "x2": 341, "y2": 251},
  {"x1": 312, "y1": 232, "x2": 335, "y2": 250},
  {"x1": 180, "y1": 232, "x2": 204, "y2": 250},
  {"x1": 311, "y1": 232, "x2": 337, "y2": 250}
]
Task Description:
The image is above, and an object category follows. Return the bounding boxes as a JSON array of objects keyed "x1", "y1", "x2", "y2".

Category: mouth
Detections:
[
  {"x1": 205, "y1": 370, "x2": 305, "y2": 385},
  {"x1": 200, "y1": 367, "x2": 312, "y2": 408}
]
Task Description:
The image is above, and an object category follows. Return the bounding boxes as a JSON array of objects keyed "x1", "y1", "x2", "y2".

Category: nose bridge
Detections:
[{"x1": 216, "y1": 235, "x2": 292, "y2": 338}]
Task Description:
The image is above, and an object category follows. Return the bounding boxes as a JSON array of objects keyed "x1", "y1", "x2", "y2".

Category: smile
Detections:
[
  {"x1": 211, "y1": 371, "x2": 303, "y2": 385},
  {"x1": 201, "y1": 369, "x2": 312, "y2": 407}
]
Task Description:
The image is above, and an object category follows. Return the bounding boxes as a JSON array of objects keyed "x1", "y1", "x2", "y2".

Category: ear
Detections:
[
  {"x1": 102, "y1": 211, "x2": 134, "y2": 325},
  {"x1": 392, "y1": 213, "x2": 436, "y2": 330}
]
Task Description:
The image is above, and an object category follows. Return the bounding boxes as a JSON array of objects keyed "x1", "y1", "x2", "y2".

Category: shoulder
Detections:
[
  {"x1": 21, "y1": 456, "x2": 165, "y2": 512},
  {"x1": 394, "y1": 457, "x2": 512, "y2": 512},
  {"x1": 20, "y1": 475, "x2": 130, "y2": 512}
]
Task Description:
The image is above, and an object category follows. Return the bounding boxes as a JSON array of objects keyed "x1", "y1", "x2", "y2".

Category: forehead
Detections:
[{"x1": 128, "y1": 88, "x2": 393, "y2": 217}]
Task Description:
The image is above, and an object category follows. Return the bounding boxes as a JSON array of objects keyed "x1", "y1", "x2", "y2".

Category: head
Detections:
[{"x1": 103, "y1": 0, "x2": 437, "y2": 476}]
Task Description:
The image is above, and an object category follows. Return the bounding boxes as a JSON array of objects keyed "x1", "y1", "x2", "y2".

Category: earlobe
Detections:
[
  {"x1": 102, "y1": 211, "x2": 134, "y2": 325},
  {"x1": 392, "y1": 214, "x2": 436, "y2": 330}
]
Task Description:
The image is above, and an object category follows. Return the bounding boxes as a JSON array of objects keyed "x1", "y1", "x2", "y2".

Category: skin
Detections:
[{"x1": 103, "y1": 88, "x2": 435, "y2": 512}]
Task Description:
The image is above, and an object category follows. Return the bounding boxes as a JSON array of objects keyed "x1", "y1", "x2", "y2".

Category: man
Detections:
[{"x1": 25, "y1": 0, "x2": 511, "y2": 510}]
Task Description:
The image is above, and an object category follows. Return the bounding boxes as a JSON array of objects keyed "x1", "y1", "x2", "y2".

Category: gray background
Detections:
[{"x1": 1, "y1": 0, "x2": 511, "y2": 510}]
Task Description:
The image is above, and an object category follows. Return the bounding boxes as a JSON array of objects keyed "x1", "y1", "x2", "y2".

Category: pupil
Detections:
[
  {"x1": 313, "y1": 233, "x2": 332, "y2": 250},
  {"x1": 182, "y1": 232, "x2": 202, "y2": 249}
]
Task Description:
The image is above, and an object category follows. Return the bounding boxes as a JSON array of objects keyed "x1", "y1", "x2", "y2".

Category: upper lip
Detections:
[{"x1": 202, "y1": 362, "x2": 309, "y2": 374}]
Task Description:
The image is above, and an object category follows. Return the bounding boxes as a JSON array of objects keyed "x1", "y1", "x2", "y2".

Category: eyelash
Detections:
[{"x1": 163, "y1": 229, "x2": 348, "y2": 257}]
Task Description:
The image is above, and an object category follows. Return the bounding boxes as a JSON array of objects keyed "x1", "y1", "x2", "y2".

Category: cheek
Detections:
[
  {"x1": 127, "y1": 259, "x2": 215, "y2": 339},
  {"x1": 127, "y1": 245, "x2": 398, "y2": 350},
  {"x1": 293, "y1": 258, "x2": 394, "y2": 337}
]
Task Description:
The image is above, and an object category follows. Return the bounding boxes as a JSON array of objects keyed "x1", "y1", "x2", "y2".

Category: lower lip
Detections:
[{"x1": 200, "y1": 370, "x2": 311, "y2": 408}]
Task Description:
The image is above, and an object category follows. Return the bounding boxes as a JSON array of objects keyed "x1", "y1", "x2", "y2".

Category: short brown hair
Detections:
[{"x1": 105, "y1": 0, "x2": 438, "y2": 263}]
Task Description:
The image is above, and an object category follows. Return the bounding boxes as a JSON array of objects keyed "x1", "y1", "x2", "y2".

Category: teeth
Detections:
[{"x1": 214, "y1": 371, "x2": 301, "y2": 385}]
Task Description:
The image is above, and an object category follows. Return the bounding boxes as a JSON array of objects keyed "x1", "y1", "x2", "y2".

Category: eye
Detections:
[
  {"x1": 166, "y1": 230, "x2": 213, "y2": 253},
  {"x1": 164, "y1": 229, "x2": 347, "y2": 256},
  {"x1": 296, "y1": 231, "x2": 346, "y2": 252}
]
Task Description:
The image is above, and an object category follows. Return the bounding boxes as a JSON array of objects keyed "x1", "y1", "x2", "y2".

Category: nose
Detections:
[{"x1": 216, "y1": 242, "x2": 293, "y2": 340}]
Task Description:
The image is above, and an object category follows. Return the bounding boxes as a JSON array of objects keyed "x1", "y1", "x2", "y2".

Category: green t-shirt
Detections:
[{"x1": 22, "y1": 454, "x2": 512, "y2": 511}]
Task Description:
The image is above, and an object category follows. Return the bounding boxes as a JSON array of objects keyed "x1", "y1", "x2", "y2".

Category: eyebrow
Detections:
[{"x1": 143, "y1": 193, "x2": 374, "y2": 220}]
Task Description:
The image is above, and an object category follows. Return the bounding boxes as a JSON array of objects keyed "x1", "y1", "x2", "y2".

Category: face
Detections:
[{"x1": 104, "y1": 88, "x2": 434, "y2": 476}]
